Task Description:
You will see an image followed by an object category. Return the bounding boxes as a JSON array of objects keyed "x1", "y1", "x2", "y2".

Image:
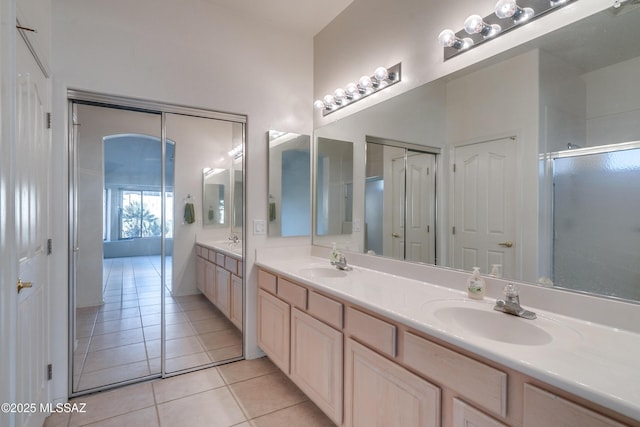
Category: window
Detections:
[{"x1": 119, "y1": 190, "x2": 173, "y2": 239}]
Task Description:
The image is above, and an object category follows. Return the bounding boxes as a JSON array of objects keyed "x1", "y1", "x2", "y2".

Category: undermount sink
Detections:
[
  {"x1": 298, "y1": 266, "x2": 349, "y2": 279},
  {"x1": 427, "y1": 300, "x2": 581, "y2": 347}
]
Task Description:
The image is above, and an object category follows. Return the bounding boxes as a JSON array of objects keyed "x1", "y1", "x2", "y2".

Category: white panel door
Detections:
[
  {"x1": 390, "y1": 156, "x2": 405, "y2": 259},
  {"x1": 453, "y1": 138, "x2": 517, "y2": 277},
  {"x1": 406, "y1": 153, "x2": 436, "y2": 264},
  {"x1": 15, "y1": 31, "x2": 51, "y2": 427}
]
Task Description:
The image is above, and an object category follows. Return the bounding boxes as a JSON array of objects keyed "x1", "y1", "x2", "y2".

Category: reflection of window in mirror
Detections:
[
  {"x1": 268, "y1": 130, "x2": 311, "y2": 237},
  {"x1": 202, "y1": 168, "x2": 228, "y2": 227}
]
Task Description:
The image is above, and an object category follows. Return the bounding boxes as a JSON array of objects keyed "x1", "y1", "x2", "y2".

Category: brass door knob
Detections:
[
  {"x1": 17, "y1": 279, "x2": 33, "y2": 294},
  {"x1": 498, "y1": 241, "x2": 514, "y2": 248},
  {"x1": 392, "y1": 233, "x2": 400, "y2": 238}
]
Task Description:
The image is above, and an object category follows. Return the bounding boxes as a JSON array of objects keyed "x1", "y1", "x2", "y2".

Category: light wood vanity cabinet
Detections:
[
  {"x1": 345, "y1": 338, "x2": 440, "y2": 427},
  {"x1": 195, "y1": 244, "x2": 242, "y2": 331},
  {"x1": 291, "y1": 307, "x2": 343, "y2": 425},
  {"x1": 256, "y1": 267, "x2": 636, "y2": 427}
]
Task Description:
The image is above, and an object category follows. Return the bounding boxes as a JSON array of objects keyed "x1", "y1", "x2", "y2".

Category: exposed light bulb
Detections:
[
  {"x1": 464, "y1": 14, "x2": 501, "y2": 38},
  {"x1": 345, "y1": 82, "x2": 358, "y2": 97},
  {"x1": 437, "y1": 29, "x2": 457, "y2": 47},
  {"x1": 334, "y1": 88, "x2": 347, "y2": 103},
  {"x1": 495, "y1": 0, "x2": 534, "y2": 23},
  {"x1": 550, "y1": 0, "x2": 569, "y2": 6},
  {"x1": 313, "y1": 99, "x2": 325, "y2": 109},
  {"x1": 322, "y1": 94, "x2": 335, "y2": 107},
  {"x1": 437, "y1": 29, "x2": 473, "y2": 50},
  {"x1": 373, "y1": 66, "x2": 389, "y2": 81},
  {"x1": 358, "y1": 75, "x2": 373, "y2": 90},
  {"x1": 495, "y1": 0, "x2": 517, "y2": 18}
]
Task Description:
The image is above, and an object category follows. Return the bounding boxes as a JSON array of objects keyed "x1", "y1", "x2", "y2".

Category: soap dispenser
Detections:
[{"x1": 467, "y1": 267, "x2": 486, "y2": 300}]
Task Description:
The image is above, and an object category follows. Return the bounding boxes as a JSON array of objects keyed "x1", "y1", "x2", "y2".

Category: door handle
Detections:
[
  {"x1": 392, "y1": 233, "x2": 400, "y2": 238},
  {"x1": 498, "y1": 241, "x2": 514, "y2": 248},
  {"x1": 17, "y1": 279, "x2": 33, "y2": 294}
]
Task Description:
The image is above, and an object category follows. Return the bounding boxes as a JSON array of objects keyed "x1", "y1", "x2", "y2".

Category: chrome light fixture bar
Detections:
[
  {"x1": 314, "y1": 63, "x2": 401, "y2": 116},
  {"x1": 439, "y1": 0, "x2": 576, "y2": 61}
]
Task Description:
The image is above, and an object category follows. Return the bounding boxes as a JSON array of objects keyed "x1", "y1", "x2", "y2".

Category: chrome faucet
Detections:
[
  {"x1": 333, "y1": 253, "x2": 352, "y2": 271},
  {"x1": 228, "y1": 233, "x2": 239, "y2": 244},
  {"x1": 493, "y1": 284, "x2": 536, "y2": 320}
]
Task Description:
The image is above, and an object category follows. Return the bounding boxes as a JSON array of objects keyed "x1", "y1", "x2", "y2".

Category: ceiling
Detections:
[{"x1": 204, "y1": 0, "x2": 354, "y2": 37}]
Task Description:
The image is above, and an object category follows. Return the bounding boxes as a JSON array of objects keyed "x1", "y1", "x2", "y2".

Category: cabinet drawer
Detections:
[
  {"x1": 308, "y1": 291, "x2": 343, "y2": 330},
  {"x1": 216, "y1": 252, "x2": 225, "y2": 266},
  {"x1": 404, "y1": 332, "x2": 507, "y2": 417},
  {"x1": 346, "y1": 307, "x2": 396, "y2": 358},
  {"x1": 208, "y1": 249, "x2": 217, "y2": 263},
  {"x1": 523, "y1": 384, "x2": 626, "y2": 427},
  {"x1": 258, "y1": 269, "x2": 277, "y2": 294},
  {"x1": 453, "y1": 398, "x2": 508, "y2": 427},
  {"x1": 225, "y1": 256, "x2": 238, "y2": 274},
  {"x1": 237, "y1": 261, "x2": 243, "y2": 277},
  {"x1": 277, "y1": 278, "x2": 307, "y2": 309}
]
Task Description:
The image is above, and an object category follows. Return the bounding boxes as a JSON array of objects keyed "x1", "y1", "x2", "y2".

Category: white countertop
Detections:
[
  {"x1": 256, "y1": 249, "x2": 640, "y2": 422},
  {"x1": 196, "y1": 239, "x2": 243, "y2": 258}
]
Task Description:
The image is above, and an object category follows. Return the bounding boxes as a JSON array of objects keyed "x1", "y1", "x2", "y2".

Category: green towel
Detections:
[
  {"x1": 269, "y1": 202, "x2": 276, "y2": 222},
  {"x1": 184, "y1": 202, "x2": 195, "y2": 224}
]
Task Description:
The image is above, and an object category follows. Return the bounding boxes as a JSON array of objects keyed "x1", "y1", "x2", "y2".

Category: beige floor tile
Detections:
[
  {"x1": 143, "y1": 325, "x2": 161, "y2": 341},
  {"x1": 250, "y1": 401, "x2": 336, "y2": 427},
  {"x1": 209, "y1": 345, "x2": 243, "y2": 362},
  {"x1": 68, "y1": 382, "x2": 155, "y2": 426},
  {"x1": 145, "y1": 339, "x2": 161, "y2": 359},
  {"x1": 88, "y1": 328, "x2": 144, "y2": 352},
  {"x1": 93, "y1": 317, "x2": 142, "y2": 335},
  {"x1": 153, "y1": 367, "x2": 225, "y2": 403},
  {"x1": 139, "y1": 304, "x2": 162, "y2": 316},
  {"x1": 76, "y1": 359, "x2": 152, "y2": 391},
  {"x1": 165, "y1": 336, "x2": 206, "y2": 358},
  {"x1": 157, "y1": 388, "x2": 245, "y2": 427},
  {"x1": 199, "y1": 328, "x2": 242, "y2": 351},
  {"x1": 165, "y1": 311, "x2": 189, "y2": 325},
  {"x1": 218, "y1": 357, "x2": 278, "y2": 385},
  {"x1": 190, "y1": 316, "x2": 236, "y2": 334},
  {"x1": 99, "y1": 299, "x2": 139, "y2": 312},
  {"x1": 83, "y1": 342, "x2": 148, "y2": 373},
  {"x1": 229, "y1": 371, "x2": 308, "y2": 419},
  {"x1": 43, "y1": 411, "x2": 70, "y2": 427},
  {"x1": 166, "y1": 322, "x2": 196, "y2": 340},
  {"x1": 83, "y1": 406, "x2": 158, "y2": 427},
  {"x1": 96, "y1": 307, "x2": 141, "y2": 323},
  {"x1": 185, "y1": 308, "x2": 222, "y2": 322},
  {"x1": 164, "y1": 352, "x2": 212, "y2": 372},
  {"x1": 141, "y1": 314, "x2": 161, "y2": 327}
]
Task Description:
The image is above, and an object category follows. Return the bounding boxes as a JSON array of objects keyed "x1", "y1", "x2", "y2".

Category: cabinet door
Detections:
[
  {"x1": 230, "y1": 274, "x2": 243, "y2": 331},
  {"x1": 453, "y1": 398, "x2": 507, "y2": 427},
  {"x1": 196, "y1": 256, "x2": 205, "y2": 293},
  {"x1": 257, "y1": 289, "x2": 290, "y2": 373},
  {"x1": 345, "y1": 338, "x2": 440, "y2": 427},
  {"x1": 290, "y1": 308, "x2": 343, "y2": 425},
  {"x1": 215, "y1": 266, "x2": 231, "y2": 318},
  {"x1": 205, "y1": 261, "x2": 216, "y2": 302}
]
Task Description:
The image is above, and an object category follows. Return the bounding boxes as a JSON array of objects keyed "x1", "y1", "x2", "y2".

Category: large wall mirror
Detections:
[
  {"x1": 268, "y1": 130, "x2": 311, "y2": 237},
  {"x1": 312, "y1": 4, "x2": 640, "y2": 303}
]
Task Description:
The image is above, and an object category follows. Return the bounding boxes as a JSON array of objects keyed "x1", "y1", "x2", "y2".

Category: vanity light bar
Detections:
[
  {"x1": 314, "y1": 63, "x2": 402, "y2": 117},
  {"x1": 439, "y1": 0, "x2": 576, "y2": 60}
]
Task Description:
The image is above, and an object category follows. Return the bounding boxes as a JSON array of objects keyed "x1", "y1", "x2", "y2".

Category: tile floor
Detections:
[
  {"x1": 73, "y1": 256, "x2": 242, "y2": 392},
  {"x1": 45, "y1": 357, "x2": 337, "y2": 427}
]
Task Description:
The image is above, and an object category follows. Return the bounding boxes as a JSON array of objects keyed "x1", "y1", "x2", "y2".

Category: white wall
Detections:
[
  {"x1": 50, "y1": 0, "x2": 313, "y2": 403},
  {"x1": 314, "y1": 0, "x2": 609, "y2": 129},
  {"x1": 583, "y1": 55, "x2": 640, "y2": 146}
]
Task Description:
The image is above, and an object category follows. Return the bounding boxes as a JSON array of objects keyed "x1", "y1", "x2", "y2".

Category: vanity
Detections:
[
  {"x1": 195, "y1": 241, "x2": 243, "y2": 331},
  {"x1": 255, "y1": 246, "x2": 640, "y2": 427}
]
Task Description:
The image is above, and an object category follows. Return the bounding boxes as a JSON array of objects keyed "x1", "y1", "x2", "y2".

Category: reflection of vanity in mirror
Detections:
[{"x1": 313, "y1": 6, "x2": 640, "y2": 303}]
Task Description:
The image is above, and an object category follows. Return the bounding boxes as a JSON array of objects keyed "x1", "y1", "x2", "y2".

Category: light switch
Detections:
[{"x1": 253, "y1": 219, "x2": 266, "y2": 235}]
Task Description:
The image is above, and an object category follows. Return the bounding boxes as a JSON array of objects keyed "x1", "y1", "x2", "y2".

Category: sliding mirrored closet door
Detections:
[{"x1": 69, "y1": 94, "x2": 245, "y2": 396}]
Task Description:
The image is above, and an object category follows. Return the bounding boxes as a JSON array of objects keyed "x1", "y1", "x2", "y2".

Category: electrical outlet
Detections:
[{"x1": 253, "y1": 219, "x2": 267, "y2": 235}]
